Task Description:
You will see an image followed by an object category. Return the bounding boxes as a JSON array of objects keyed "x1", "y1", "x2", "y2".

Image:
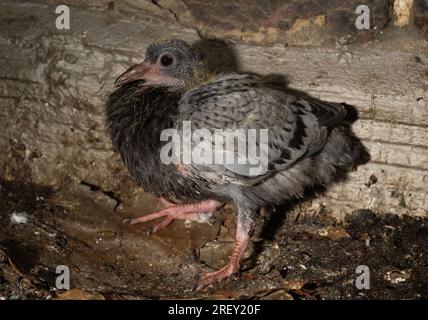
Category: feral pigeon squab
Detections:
[{"x1": 105, "y1": 39, "x2": 369, "y2": 289}]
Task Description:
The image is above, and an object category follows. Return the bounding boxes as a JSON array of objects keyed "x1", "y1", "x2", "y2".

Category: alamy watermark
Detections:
[
  {"x1": 55, "y1": 265, "x2": 70, "y2": 290},
  {"x1": 55, "y1": 5, "x2": 70, "y2": 30},
  {"x1": 54, "y1": 4, "x2": 373, "y2": 31},
  {"x1": 356, "y1": 265, "x2": 370, "y2": 289},
  {"x1": 160, "y1": 121, "x2": 269, "y2": 177},
  {"x1": 355, "y1": 5, "x2": 371, "y2": 30}
]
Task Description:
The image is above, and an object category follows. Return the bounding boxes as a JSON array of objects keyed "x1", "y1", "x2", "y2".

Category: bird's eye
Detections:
[{"x1": 159, "y1": 53, "x2": 175, "y2": 67}]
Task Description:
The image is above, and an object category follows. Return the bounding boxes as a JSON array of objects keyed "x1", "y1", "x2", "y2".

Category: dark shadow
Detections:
[
  {"x1": 0, "y1": 239, "x2": 41, "y2": 274},
  {"x1": 192, "y1": 39, "x2": 240, "y2": 73},
  {"x1": 0, "y1": 179, "x2": 59, "y2": 288},
  {"x1": 191, "y1": 39, "x2": 371, "y2": 269}
]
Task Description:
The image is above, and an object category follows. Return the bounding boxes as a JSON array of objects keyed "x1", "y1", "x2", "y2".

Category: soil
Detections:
[{"x1": 0, "y1": 179, "x2": 426, "y2": 300}]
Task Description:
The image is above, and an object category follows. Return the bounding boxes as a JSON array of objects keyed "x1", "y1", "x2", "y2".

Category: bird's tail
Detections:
[{"x1": 312, "y1": 125, "x2": 370, "y2": 184}]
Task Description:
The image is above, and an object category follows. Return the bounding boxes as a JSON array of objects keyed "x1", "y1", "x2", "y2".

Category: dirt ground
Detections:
[{"x1": 0, "y1": 178, "x2": 426, "y2": 300}]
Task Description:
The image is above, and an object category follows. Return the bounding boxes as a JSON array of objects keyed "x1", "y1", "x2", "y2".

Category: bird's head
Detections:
[{"x1": 114, "y1": 39, "x2": 207, "y2": 91}]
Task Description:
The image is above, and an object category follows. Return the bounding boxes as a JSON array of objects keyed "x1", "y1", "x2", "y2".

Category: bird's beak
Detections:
[
  {"x1": 114, "y1": 60, "x2": 155, "y2": 87},
  {"x1": 114, "y1": 60, "x2": 184, "y2": 88}
]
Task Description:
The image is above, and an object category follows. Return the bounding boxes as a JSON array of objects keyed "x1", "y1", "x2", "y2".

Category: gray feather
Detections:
[{"x1": 175, "y1": 73, "x2": 349, "y2": 190}]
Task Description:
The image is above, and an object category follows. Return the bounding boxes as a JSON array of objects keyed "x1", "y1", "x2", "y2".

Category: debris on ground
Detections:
[{"x1": 0, "y1": 179, "x2": 426, "y2": 299}]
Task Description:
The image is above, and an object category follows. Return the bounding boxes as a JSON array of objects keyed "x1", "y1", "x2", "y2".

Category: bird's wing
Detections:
[{"x1": 172, "y1": 73, "x2": 346, "y2": 186}]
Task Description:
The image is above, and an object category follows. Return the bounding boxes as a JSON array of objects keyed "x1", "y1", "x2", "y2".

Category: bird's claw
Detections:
[
  {"x1": 196, "y1": 264, "x2": 238, "y2": 290},
  {"x1": 147, "y1": 226, "x2": 157, "y2": 236},
  {"x1": 124, "y1": 215, "x2": 169, "y2": 235}
]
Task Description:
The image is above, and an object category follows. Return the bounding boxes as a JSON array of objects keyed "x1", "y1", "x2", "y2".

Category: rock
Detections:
[
  {"x1": 259, "y1": 289, "x2": 294, "y2": 300},
  {"x1": 318, "y1": 226, "x2": 351, "y2": 240},
  {"x1": 155, "y1": 0, "x2": 390, "y2": 46},
  {"x1": 55, "y1": 289, "x2": 105, "y2": 300},
  {"x1": 384, "y1": 269, "x2": 412, "y2": 284},
  {"x1": 2, "y1": 268, "x2": 20, "y2": 283},
  {"x1": 414, "y1": 0, "x2": 428, "y2": 36},
  {"x1": 198, "y1": 241, "x2": 234, "y2": 269},
  {"x1": 393, "y1": 0, "x2": 413, "y2": 26},
  {"x1": 282, "y1": 279, "x2": 305, "y2": 290}
]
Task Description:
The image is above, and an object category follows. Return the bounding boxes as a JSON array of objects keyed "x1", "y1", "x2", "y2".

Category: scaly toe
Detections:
[{"x1": 196, "y1": 264, "x2": 237, "y2": 290}]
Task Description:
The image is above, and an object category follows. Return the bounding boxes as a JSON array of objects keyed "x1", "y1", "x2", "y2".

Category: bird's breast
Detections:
[{"x1": 105, "y1": 84, "x2": 207, "y2": 201}]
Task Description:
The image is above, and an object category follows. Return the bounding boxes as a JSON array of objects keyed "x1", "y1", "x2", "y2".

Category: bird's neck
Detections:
[
  {"x1": 183, "y1": 67, "x2": 217, "y2": 92},
  {"x1": 105, "y1": 83, "x2": 181, "y2": 154}
]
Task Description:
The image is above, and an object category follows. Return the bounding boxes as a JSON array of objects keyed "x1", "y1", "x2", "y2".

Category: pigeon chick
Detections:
[{"x1": 105, "y1": 39, "x2": 369, "y2": 289}]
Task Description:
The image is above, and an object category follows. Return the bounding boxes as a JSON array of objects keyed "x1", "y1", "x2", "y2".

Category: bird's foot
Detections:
[
  {"x1": 124, "y1": 199, "x2": 223, "y2": 234},
  {"x1": 196, "y1": 234, "x2": 249, "y2": 290},
  {"x1": 197, "y1": 262, "x2": 240, "y2": 290}
]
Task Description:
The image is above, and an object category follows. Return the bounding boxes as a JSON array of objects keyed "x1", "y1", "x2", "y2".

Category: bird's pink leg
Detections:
[
  {"x1": 197, "y1": 209, "x2": 255, "y2": 289},
  {"x1": 158, "y1": 197, "x2": 175, "y2": 208},
  {"x1": 124, "y1": 199, "x2": 223, "y2": 233},
  {"x1": 197, "y1": 232, "x2": 249, "y2": 290}
]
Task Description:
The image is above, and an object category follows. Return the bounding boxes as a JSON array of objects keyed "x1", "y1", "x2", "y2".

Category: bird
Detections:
[{"x1": 105, "y1": 39, "x2": 369, "y2": 289}]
